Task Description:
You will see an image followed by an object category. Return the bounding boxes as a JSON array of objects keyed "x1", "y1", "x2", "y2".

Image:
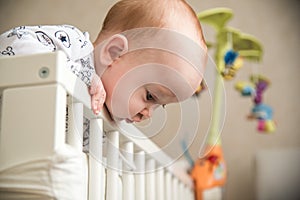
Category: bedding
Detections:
[{"x1": 0, "y1": 145, "x2": 88, "y2": 200}]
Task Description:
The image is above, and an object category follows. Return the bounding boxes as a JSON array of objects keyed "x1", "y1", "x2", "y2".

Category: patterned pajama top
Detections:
[{"x1": 0, "y1": 25, "x2": 95, "y2": 85}]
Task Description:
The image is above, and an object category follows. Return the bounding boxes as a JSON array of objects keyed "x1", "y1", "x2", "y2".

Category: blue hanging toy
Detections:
[{"x1": 221, "y1": 50, "x2": 243, "y2": 80}]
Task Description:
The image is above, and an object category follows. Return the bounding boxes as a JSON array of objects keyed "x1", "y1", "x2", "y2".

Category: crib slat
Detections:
[
  {"x1": 67, "y1": 102, "x2": 88, "y2": 198},
  {"x1": 88, "y1": 119, "x2": 104, "y2": 200},
  {"x1": 190, "y1": 187, "x2": 195, "y2": 200},
  {"x1": 184, "y1": 185, "x2": 189, "y2": 200},
  {"x1": 146, "y1": 159, "x2": 156, "y2": 200},
  {"x1": 135, "y1": 151, "x2": 146, "y2": 200},
  {"x1": 118, "y1": 164, "x2": 123, "y2": 200},
  {"x1": 156, "y1": 168, "x2": 165, "y2": 200},
  {"x1": 165, "y1": 172, "x2": 172, "y2": 200},
  {"x1": 122, "y1": 142, "x2": 135, "y2": 200},
  {"x1": 179, "y1": 182, "x2": 184, "y2": 200},
  {"x1": 106, "y1": 131, "x2": 120, "y2": 200},
  {"x1": 173, "y1": 177, "x2": 179, "y2": 200},
  {"x1": 188, "y1": 186, "x2": 195, "y2": 200},
  {"x1": 66, "y1": 102, "x2": 84, "y2": 151},
  {"x1": 102, "y1": 158, "x2": 107, "y2": 200}
]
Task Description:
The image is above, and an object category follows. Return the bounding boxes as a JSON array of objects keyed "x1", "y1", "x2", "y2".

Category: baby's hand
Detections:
[{"x1": 89, "y1": 74, "x2": 106, "y2": 115}]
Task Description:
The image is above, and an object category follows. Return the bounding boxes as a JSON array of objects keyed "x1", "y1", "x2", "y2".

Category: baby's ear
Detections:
[{"x1": 100, "y1": 34, "x2": 128, "y2": 66}]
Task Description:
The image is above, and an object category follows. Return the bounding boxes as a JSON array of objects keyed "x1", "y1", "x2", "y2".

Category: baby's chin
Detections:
[
  {"x1": 112, "y1": 116, "x2": 134, "y2": 124},
  {"x1": 103, "y1": 104, "x2": 133, "y2": 124}
]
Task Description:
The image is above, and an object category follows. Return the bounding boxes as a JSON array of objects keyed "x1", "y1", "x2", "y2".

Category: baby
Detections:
[{"x1": 0, "y1": 0, "x2": 207, "y2": 123}]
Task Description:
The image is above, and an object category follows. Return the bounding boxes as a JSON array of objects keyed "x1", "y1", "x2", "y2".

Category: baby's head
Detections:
[{"x1": 93, "y1": 0, "x2": 207, "y2": 122}]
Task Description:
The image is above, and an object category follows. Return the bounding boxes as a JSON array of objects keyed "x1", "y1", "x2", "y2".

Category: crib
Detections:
[{"x1": 0, "y1": 52, "x2": 195, "y2": 200}]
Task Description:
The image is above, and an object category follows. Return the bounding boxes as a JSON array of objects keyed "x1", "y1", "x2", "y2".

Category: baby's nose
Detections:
[
  {"x1": 132, "y1": 107, "x2": 154, "y2": 122},
  {"x1": 140, "y1": 107, "x2": 153, "y2": 119}
]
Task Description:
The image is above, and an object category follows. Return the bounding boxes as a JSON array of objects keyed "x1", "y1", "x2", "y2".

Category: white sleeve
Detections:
[{"x1": 0, "y1": 25, "x2": 95, "y2": 85}]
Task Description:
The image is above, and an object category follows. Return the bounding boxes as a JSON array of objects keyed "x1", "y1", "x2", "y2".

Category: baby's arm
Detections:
[
  {"x1": 72, "y1": 56, "x2": 106, "y2": 114},
  {"x1": 67, "y1": 59, "x2": 106, "y2": 115}
]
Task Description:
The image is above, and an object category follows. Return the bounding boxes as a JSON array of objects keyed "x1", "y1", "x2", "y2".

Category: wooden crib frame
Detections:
[{"x1": 0, "y1": 52, "x2": 194, "y2": 200}]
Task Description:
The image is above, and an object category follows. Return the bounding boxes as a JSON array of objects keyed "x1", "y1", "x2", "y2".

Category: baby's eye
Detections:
[{"x1": 146, "y1": 91, "x2": 154, "y2": 101}]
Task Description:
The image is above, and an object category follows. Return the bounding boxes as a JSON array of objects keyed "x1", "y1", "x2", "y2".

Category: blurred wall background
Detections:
[{"x1": 1, "y1": 0, "x2": 299, "y2": 199}]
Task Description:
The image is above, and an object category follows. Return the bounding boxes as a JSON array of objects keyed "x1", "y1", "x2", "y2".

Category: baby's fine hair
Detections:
[{"x1": 96, "y1": 0, "x2": 205, "y2": 45}]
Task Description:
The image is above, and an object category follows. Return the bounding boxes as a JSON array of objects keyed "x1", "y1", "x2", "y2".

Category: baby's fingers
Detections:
[
  {"x1": 91, "y1": 90, "x2": 106, "y2": 115},
  {"x1": 89, "y1": 73, "x2": 106, "y2": 114}
]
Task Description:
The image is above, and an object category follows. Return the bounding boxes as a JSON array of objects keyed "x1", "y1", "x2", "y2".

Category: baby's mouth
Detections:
[
  {"x1": 125, "y1": 118, "x2": 134, "y2": 123},
  {"x1": 103, "y1": 103, "x2": 134, "y2": 124}
]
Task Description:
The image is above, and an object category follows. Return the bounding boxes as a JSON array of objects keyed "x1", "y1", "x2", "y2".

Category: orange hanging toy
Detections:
[{"x1": 190, "y1": 145, "x2": 227, "y2": 200}]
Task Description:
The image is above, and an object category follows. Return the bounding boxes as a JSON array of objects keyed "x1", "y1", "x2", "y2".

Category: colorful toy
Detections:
[
  {"x1": 235, "y1": 81, "x2": 255, "y2": 96},
  {"x1": 221, "y1": 49, "x2": 244, "y2": 80},
  {"x1": 190, "y1": 145, "x2": 227, "y2": 200},
  {"x1": 250, "y1": 103, "x2": 276, "y2": 132},
  {"x1": 235, "y1": 75, "x2": 276, "y2": 133}
]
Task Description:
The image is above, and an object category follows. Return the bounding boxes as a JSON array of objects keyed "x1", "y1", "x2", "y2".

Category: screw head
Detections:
[{"x1": 39, "y1": 67, "x2": 50, "y2": 78}]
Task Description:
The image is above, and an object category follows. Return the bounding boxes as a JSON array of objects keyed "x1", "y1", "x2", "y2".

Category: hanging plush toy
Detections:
[
  {"x1": 249, "y1": 103, "x2": 276, "y2": 132},
  {"x1": 190, "y1": 145, "x2": 227, "y2": 200},
  {"x1": 235, "y1": 75, "x2": 276, "y2": 133},
  {"x1": 221, "y1": 49, "x2": 243, "y2": 80}
]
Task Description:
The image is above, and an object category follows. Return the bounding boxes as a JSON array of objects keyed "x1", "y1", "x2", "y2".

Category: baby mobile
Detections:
[
  {"x1": 235, "y1": 75, "x2": 276, "y2": 132},
  {"x1": 189, "y1": 7, "x2": 276, "y2": 200},
  {"x1": 222, "y1": 31, "x2": 276, "y2": 133}
]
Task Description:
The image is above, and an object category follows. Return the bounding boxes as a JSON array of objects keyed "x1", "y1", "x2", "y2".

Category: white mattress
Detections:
[{"x1": 0, "y1": 145, "x2": 88, "y2": 200}]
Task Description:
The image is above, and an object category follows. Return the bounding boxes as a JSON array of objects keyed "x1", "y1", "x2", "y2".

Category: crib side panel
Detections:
[{"x1": 0, "y1": 84, "x2": 66, "y2": 171}]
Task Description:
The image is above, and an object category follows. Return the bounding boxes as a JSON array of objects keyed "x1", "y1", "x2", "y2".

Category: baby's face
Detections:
[
  {"x1": 123, "y1": 83, "x2": 177, "y2": 123},
  {"x1": 101, "y1": 49, "x2": 204, "y2": 123}
]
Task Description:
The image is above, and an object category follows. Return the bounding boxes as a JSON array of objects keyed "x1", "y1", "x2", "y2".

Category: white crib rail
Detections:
[{"x1": 0, "y1": 52, "x2": 194, "y2": 200}]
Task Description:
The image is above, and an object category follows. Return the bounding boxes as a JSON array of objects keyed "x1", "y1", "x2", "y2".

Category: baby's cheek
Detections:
[
  {"x1": 128, "y1": 100, "x2": 141, "y2": 117},
  {"x1": 106, "y1": 91, "x2": 132, "y2": 119},
  {"x1": 107, "y1": 84, "x2": 146, "y2": 119}
]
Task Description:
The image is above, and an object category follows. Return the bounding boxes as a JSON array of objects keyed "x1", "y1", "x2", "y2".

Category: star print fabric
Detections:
[{"x1": 0, "y1": 25, "x2": 95, "y2": 85}]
